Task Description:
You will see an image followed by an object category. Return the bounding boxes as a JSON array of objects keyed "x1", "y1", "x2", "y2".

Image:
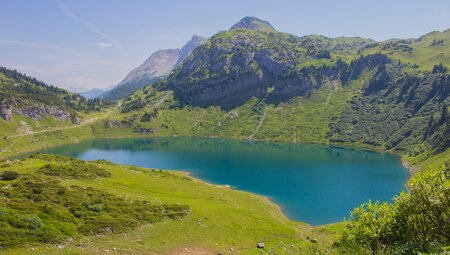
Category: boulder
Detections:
[
  {"x1": 306, "y1": 236, "x2": 318, "y2": 243},
  {"x1": 133, "y1": 126, "x2": 155, "y2": 134},
  {"x1": 0, "y1": 103, "x2": 12, "y2": 121},
  {"x1": 256, "y1": 242, "x2": 265, "y2": 249}
]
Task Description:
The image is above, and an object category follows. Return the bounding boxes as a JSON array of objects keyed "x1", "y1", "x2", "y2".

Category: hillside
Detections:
[
  {"x1": 0, "y1": 154, "x2": 341, "y2": 254},
  {"x1": 1, "y1": 153, "x2": 447, "y2": 254},
  {"x1": 0, "y1": 67, "x2": 111, "y2": 142},
  {"x1": 109, "y1": 18, "x2": 448, "y2": 160}
]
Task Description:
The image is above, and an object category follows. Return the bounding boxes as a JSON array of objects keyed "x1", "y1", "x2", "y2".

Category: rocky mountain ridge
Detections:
[{"x1": 101, "y1": 35, "x2": 207, "y2": 101}]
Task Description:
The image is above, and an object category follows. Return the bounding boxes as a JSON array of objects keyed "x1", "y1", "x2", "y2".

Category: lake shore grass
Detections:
[{"x1": 1, "y1": 155, "x2": 343, "y2": 255}]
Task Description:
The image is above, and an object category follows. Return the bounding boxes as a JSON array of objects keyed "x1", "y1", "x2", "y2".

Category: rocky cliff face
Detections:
[
  {"x1": 18, "y1": 104, "x2": 70, "y2": 121},
  {"x1": 0, "y1": 101, "x2": 72, "y2": 122},
  {"x1": 168, "y1": 27, "x2": 373, "y2": 109}
]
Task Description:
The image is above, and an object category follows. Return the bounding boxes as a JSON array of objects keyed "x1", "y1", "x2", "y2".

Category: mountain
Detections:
[
  {"x1": 175, "y1": 35, "x2": 208, "y2": 66},
  {"x1": 80, "y1": 88, "x2": 107, "y2": 99},
  {"x1": 115, "y1": 17, "x2": 448, "y2": 158},
  {"x1": 101, "y1": 35, "x2": 207, "y2": 101},
  {"x1": 168, "y1": 29, "x2": 373, "y2": 108},
  {"x1": 230, "y1": 16, "x2": 277, "y2": 32}
]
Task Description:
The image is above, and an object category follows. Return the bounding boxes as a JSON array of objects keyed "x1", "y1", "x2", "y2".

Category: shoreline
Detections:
[
  {"x1": 182, "y1": 171, "x2": 304, "y2": 227},
  {"x1": 4, "y1": 133, "x2": 416, "y2": 173},
  {"x1": 6, "y1": 135, "x2": 413, "y2": 227}
]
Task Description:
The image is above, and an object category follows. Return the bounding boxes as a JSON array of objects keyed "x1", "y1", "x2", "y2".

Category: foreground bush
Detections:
[
  {"x1": 337, "y1": 164, "x2": 450, "y2": 254},
  {"x1": 0, "y1": 171, "x2": 19, "y2": 180}
]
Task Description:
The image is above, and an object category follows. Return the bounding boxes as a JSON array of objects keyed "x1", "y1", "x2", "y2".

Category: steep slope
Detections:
[
  {"x1": 169, "y1": 28, "x2": 373, "y2": 109},
  {"x1": 102, "y1": 35, "x2": 207, "y2": 101},
  {"x1": 328, "y1": 58, "x2": 449, "y2": 155},
  {"x1": 101, "y1": 49, "x2": 179, "y2": 101},
  {"x1": 175, "y1": 35, "x2": 208, "y2": 66}
]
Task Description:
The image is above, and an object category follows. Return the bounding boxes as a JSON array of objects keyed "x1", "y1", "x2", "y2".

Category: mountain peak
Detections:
[
  {"x1": 230, "y1": 16, "x2": 276, "y2": 32},
  {"x1": 175, "y1": 34, "x2": 207, "y2": 67}
]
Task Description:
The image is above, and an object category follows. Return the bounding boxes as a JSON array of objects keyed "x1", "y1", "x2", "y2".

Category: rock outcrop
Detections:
[
  {"x1": 18, "y1": 105, "x2": 69, "y2": 121},
  {"x1": 0, "y1": 103, "x2": 12, "y2": 121},
  {"x1": 133, "y1": 126, "x2": 155, "y2": 134}
]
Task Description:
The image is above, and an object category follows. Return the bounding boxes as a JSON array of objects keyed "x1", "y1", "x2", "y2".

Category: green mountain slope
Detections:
[
  {"x1": 0, "y1": 67, "x2": 111, "y2": 139},
  {"x1": 230, "y1": 16, "x2": 278, "y2": 32},
  {"x1": 360, "y1": 29, "x2": 450, "y2": 70},
  {"x1": 111, "y1": 24, "x2": 448, "y2": 160}
]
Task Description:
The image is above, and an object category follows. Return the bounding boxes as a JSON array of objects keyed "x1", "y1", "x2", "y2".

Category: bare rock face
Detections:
[
  {"x1": 120, "y1": 49, "x2": 181, "y2": 86},
  {"x1": 0, "y1": 103, "x2": 12, "y2": 122},
  {"x1": 18, "y1": 105, "x2": 69, "y2": 121}
]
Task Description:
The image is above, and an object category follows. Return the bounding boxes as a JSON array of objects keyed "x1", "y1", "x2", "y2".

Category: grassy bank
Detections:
[{"x1": 1, "y1": 154, "x2": 342, "y2": 255}]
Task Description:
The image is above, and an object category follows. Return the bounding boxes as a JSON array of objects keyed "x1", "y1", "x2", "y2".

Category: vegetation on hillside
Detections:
[
  {"x1": 0, "y1": 154, "x2": 341, "y2": 254},
  {"x1": 0, "y1": 67, "x2": 112, "y2": 112},
  {"x1": 0, "y1": 154, "x2": 189, "y2": 248}
]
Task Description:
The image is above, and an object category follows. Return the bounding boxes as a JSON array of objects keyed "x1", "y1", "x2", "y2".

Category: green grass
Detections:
[
  {"x1": 1, "y1": 155, "x2": 343, "y2": 255},
  {"x1": 361, "y1": 29, "x2": 450, "y2": 71}
]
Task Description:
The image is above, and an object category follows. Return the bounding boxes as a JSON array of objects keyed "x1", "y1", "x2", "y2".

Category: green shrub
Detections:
[
  {"x1": 1, "y1": 171, "x2": 19, "y2": 180},
  {"x1": 38, "y1": 161, "x2": 111, "y2": 179},
  {"x1": 337, "y1": 164, "x2": 450, "y2": 254},
  {"x1": 23, "y1": 214, "x2": 43, "y2": 230}
]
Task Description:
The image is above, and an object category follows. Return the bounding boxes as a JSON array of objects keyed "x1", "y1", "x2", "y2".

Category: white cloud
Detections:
[
  {"x1": 57, "y1": 0, "x2": 121, "y2": 50},
  {"x1": 98, "y1": 41, "x2": 112, "y2": 48}
]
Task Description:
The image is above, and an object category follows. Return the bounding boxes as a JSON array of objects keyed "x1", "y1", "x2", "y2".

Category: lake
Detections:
[{"x1": 41, "y1": 137, "x2": 409, "y2": 225}]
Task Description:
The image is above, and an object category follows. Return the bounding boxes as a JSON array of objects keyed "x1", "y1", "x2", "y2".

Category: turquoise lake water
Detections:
[{"x1": 42, "y1": 137, "x2": 409, "y2": 225}]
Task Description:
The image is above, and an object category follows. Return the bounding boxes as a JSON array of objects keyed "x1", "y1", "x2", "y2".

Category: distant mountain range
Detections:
[
  {"x1": 80, "y1": 88, "x2": 108, "y2": 99},
  {"x1": 99, "y1": 35, "x2": 207, "y2": 101}
]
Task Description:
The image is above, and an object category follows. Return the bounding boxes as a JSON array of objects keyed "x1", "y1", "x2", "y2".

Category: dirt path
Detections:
[
  {"x1": 325, "y1": 80, "x2": 339, "y2": 105},
  {"x1": 5, "y1": 107, "x2": 114, "y2": 139},
  {"x1": 153, "y1": 93, "x2": 169, "y2": 109},
  {"x1": 171, "y1": 247, "x2": 215, "y2": 255},
  {"x1": 248, "y1": 106, "x2": 268, "y2": 140}
]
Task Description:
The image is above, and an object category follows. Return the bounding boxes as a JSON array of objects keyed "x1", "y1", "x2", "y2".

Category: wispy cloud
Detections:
[
  {"x1": 98, "y1": 41, "x2": 112, "y2": 48},
  {"x1": 0, "y1": 38, "x2": 85, "y2": 55},
  {"x1": 0, "y1": 38, "x2": 127, "y2": 68},
  {"x1": 57, "y1": 0, "x2": 121, "y2": 50}
]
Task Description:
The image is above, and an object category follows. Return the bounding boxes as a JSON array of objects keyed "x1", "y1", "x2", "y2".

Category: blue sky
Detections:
[{"x1": 0, "y1": 0, "x2": 449, "y2": 91}]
